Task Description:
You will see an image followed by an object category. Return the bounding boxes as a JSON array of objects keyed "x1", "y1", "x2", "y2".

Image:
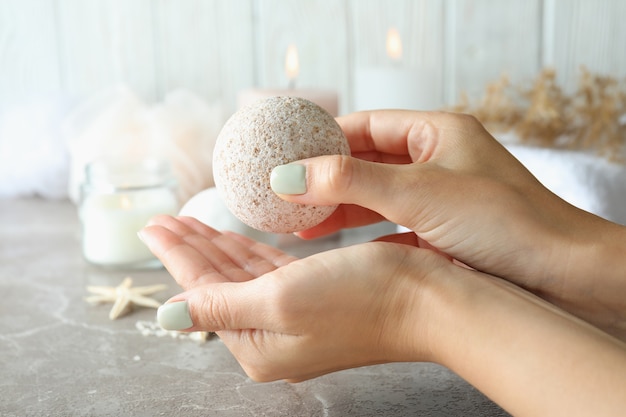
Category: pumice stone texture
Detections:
[{"x1": 212, "y1": 96, "x2": 350, "y2": 233}]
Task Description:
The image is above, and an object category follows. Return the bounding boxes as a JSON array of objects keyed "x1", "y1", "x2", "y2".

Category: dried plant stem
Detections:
[{"x1": 453, "y1": 67, "x2": 626, "y2": 162}]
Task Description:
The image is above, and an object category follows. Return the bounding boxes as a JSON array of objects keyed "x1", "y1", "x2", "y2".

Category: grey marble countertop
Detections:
[{"x1": 0, "y1": 198, "x2": 508, "y2": 417}]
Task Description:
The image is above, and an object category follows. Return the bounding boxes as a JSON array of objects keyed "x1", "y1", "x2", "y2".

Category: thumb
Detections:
[
  {"x1": 156, "y1": 282, "x2": 264, "y2": 332},
  {"x1": 270, "y1": 155, "x2": 417, "y2": 224}
]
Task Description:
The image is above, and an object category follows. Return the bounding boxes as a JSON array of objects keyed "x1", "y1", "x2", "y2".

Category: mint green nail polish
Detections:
[
  {"x1": 270, "y1": 164, "x2": 306, "y2": 195},
  {"x1": 157, "y1": 301, "x2": 193, "y2": 331}
]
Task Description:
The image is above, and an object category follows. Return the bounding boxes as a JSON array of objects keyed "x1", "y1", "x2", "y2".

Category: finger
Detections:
[
  {"x1": 147, "y1": 214, "x2": 220, "y2": 240},
  {"x1": 338, "y1": 110, "x2": 503, "y2": 166},
  {"x1": 271, "y1": 154, "x2": 420, "y2": 228},
  {"x1": 337, "y1": 110, "x2": 415, "y2": 155},
  {"x1": 157, "y1": 282, "x2": 271, "y2": 333},
  {"x1": 337, "y1": 110, "x2": 448, "y2": 163},
  {"x1": 142, "y1": 216, "x2": 258, "y2": 285},
  {"x1": 222, "y1": 231, "x2": 298, "y2": 267},
  {"x1": 140, "y1": 224, "x2": 240, "y2": 289},
  {"x1": 295, "y1": 204, "x2": 385, "y2": 239},
  {"x1": 156, "y1": 215, "x2": 293, "y2": 282},
  {"x1": 174, "y1": 216, "x2": 294, "y2": 277}
]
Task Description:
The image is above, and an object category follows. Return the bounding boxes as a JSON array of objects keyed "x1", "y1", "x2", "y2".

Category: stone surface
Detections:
[
  {"x1": 213, "y1": 96, "x2": 350, "y2": 233},
  {"x1": 0, "y1": 198, "x2": 509, "y2": 417}
]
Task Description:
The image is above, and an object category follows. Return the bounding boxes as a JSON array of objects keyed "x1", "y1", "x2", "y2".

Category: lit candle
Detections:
[
  {"x1": 79, "y1": 160, "x2": 179, "y2": 268},
  {"x1": 354, "y1": 28, "x2": 438, "y2": 111},
  {"x1": 238, "y1": 44, "x2": 339, "y2": 116}
]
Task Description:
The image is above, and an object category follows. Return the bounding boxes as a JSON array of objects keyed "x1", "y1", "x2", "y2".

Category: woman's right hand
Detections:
[{"x1": 271, "y1": 110, "x2": 626, "y2": 337}]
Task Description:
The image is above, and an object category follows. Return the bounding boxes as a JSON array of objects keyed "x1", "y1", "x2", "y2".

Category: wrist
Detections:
[
  {"x1": 562, "y1": 218, "x2": 626, "y2": 336},
  {"x1": 405, "y1": 262, "x2": 485, "y2": 366},
  {"x1": 423, "y1": 265, "x2": 626, "y2": 416},
  {"x1": 417, "y1": 266, "x2": 493, "y2": 367},
  {"x1": 382, "y1": 249, "x2": 473, "y2": 365}
]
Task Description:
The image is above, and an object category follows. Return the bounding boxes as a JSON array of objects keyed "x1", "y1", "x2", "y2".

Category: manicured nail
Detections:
[
  {"x1": 157, "y1": 301, "x2": 193, "y2": 330},
  {"x1": 270, "y1": 164, "x2": 306, "y2": 195}
]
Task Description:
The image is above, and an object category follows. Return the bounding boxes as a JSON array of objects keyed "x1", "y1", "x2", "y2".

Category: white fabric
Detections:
[
  {"x1": 1, "y1": 88, "x2": 223, "y2": 203},
  {"x1": 0, "y1": 96, "x2": 72, "y2": 199},
  {"x1": 64, "y1": 87, "x2": 223, "y2": 204}
]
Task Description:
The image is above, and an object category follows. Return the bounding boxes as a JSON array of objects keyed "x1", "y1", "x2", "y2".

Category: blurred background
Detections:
[
  {"x1": 1, "y1": 0, "x2": 625, "y2": 209},
  {"x1": 4, "y1": 0, "x2": 625, "y2": 114}
]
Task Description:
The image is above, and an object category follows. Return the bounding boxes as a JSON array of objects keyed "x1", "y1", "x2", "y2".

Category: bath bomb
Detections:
[{"x1": 212, "y1": 96, "x2": 350, "y2": 233}]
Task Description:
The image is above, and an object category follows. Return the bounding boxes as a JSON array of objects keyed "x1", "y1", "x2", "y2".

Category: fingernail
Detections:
[
  {"x1": 270, "y1": 164, "x2": 306, "y2": 195},
  {"x1": 157, "y1": 301, "x2": 193, "y2": 331},
  {"x1": 137, "y1": 230, "x2": 146, "y2": 244}
]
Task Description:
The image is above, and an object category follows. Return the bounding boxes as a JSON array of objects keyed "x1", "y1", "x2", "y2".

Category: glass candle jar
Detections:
[{"x1": 79, "y1": 159, "x2": 179, "y2": 269}]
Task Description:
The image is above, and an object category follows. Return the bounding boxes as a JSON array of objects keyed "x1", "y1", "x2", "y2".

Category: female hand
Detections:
[
  {"x1": 141, "y1": 215, "x2": 626, "y2": 416},
  {"x1": 270, "y1": 110, "x2": 626, "y2": 336},
  {"x1": 140, "y1": 215, "x2": 443, "y2": 382}
]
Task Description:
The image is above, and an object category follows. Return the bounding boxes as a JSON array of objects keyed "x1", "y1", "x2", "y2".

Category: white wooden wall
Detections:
[{"x1": 1, "y1": 0, "x2": 625, "y2": 117}]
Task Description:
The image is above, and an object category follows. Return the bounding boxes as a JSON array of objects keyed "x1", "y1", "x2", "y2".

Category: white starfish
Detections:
[{"x1": 85, "y1": 276, "x2": 167, "y2": 320}]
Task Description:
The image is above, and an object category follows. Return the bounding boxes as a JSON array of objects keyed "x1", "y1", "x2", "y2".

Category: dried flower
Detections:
[{"x1": 453, "y1": 67, "x2": 626, "y2": 162}]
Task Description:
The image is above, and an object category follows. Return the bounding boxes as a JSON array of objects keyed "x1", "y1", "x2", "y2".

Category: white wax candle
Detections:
[
  {"x1": 353, "y1": 67, "x2": 439, "y2": 112},
  {"x1": 81, "y1": 188, "x2": 178, "y2": 267},
  {"x1": 238, "y1": 88, "x2": 339, "y2": 117}
]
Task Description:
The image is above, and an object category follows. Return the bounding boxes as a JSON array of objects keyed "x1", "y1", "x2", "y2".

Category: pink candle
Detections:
[{"x1": 238, "y1": 44, "x2": 339, "y2": 116}]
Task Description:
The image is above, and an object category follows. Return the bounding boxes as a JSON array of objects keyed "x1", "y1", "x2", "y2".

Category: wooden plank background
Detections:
[{"x1": 0, "y1": 0, "x2": 625, "y2": 118}]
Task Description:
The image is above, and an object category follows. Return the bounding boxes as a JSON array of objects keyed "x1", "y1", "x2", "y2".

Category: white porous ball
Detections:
[{"x1": 212, "y1": 96, "x2": 350, "y2": 233}]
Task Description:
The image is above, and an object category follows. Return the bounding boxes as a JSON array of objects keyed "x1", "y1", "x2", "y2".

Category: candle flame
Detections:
[
  {"x1": 386, "y1": 28, "x2": 403, "y2": 61},
  {"x1": 120, "y1": 195, "x2": 132, "y2": 210},
  {"x1": 285, "y1": 43, "x2": 299, "y2": 82}
]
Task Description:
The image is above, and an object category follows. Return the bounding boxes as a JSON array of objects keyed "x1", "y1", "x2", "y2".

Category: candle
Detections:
[
  {"x1": 353, "y1": 28, "x2": 438, "y2": 111},
  {"x1": 238, "y1": 44, "x2": 339, "y2": 116},
  {"x1": 79, "y1": 159, "x2": 179, "y2": 268}
]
